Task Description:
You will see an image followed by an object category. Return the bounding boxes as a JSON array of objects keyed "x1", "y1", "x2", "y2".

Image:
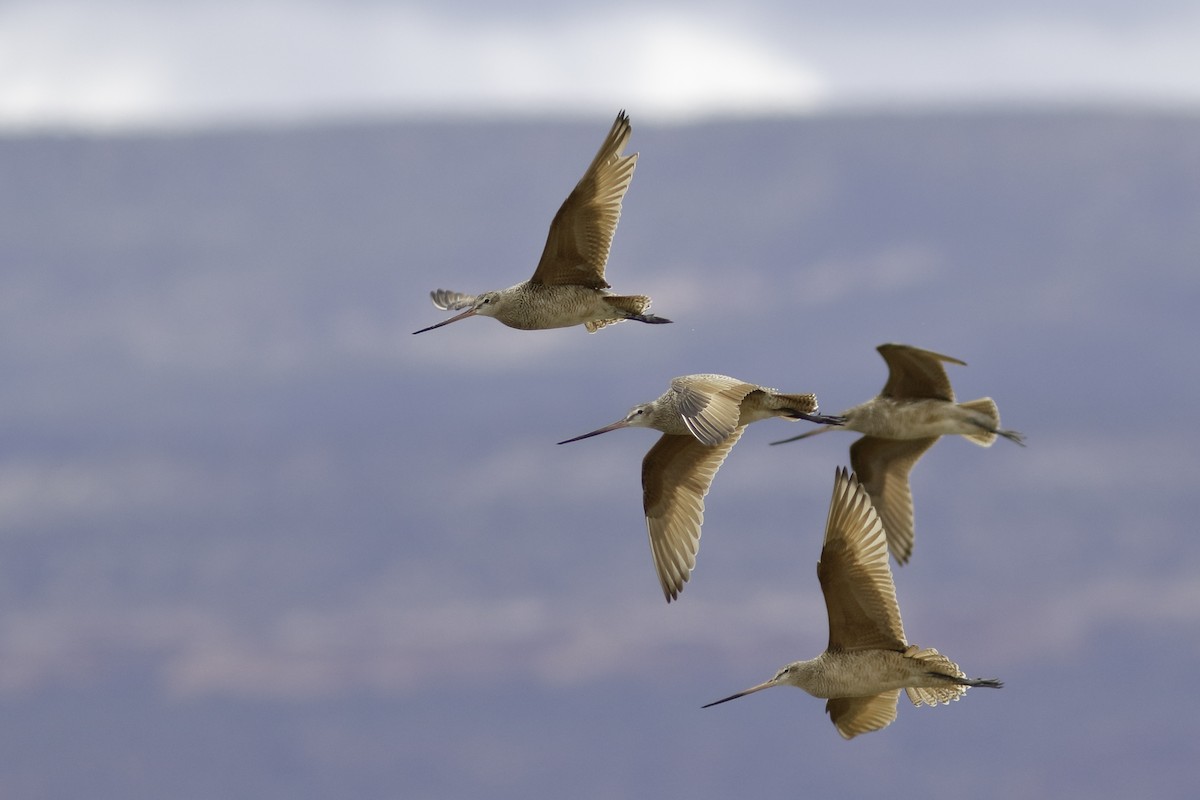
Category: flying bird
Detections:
[
  {"x1": 413, "y1": 110, "x2": 671, "y2": 334},
  {"x1": 557, "y1": 374, "x2": 841, "y2": 601},
  {"x1": 703, "y1": 467, "x2": 1002, "y2": 739},
  {"x1": 770, "y1": 343, "x2": 1024, "y2": 564}
]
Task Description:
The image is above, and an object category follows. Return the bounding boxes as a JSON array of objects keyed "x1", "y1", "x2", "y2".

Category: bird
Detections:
[
  {"x1": 770, "y1": 343, "x2": 1024, "y2": 564},
  {"x1": 702, "y1": 467, "x2": 1002, "y2": 739},
  {"x1": 557, "y1": 374, "x2": 842, "y2": 601},
  {"x1": 413, "y1": 110, "x2": 671, "y2": 335}
]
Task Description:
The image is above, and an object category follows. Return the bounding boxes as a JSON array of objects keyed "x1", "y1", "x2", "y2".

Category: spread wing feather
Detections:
[
  {"x1": 643, "y1": 428, "x2": 745, "y2": 601},
  {"x1": 877, "y1": 343, "x2": 964, "y2": 401},
  {"x1": 818, "y1": 468, "x2": 907, "y2": 652},
  {"x1": 849, "y1": 436, "x2": 939, "y2": 565},
  {"x1": 530, "y1": 111, "x2": 637, "y2": 289}
]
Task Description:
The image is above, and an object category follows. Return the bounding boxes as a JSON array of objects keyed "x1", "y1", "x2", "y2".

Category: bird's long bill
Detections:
[
  {"x1": 701, "y1": 679, "x2": 776, "y2": 709},
  {"x1": 556, "y1": 419, "x2": 630, "y2": 445},
  {"x1": 769, "y1": 426, "x2": 835, "y2": 446},
  {"x1": 412, "y1": 307, "x2": 477, "y2": 334}
]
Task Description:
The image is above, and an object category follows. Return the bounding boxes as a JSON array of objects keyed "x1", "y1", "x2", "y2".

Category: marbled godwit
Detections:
[
  {"x1": 413, "y1": 110, "x2": 670, "y2": 335},
  {"x1": 557, "y1": 374, "x2": 842, "y2": 602},
  {"x1": 770, "y1": 344, "x2": 1024, "y2": 564},
  {"x1": 703, "y1": 467, "x2": 1002, "y2": 739}
]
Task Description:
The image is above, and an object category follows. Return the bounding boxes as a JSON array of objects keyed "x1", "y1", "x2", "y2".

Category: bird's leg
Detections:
[
  {"x1": 627, "y1": 313, "x2": 673, "y2": 325},
  {"x1": 970, "y1": 419, "x2": 1026, "y2": 447},
  {"x1": 932, "y1": 673, "x2": 1004, "y2": 689},
  {"x1": 997, "y1": 428, "x2": 1025, "y2": 446}
]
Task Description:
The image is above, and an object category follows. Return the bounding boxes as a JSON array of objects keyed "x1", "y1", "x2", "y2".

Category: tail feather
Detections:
[
  {"x1": 959, "y1": 397, "x2": 1001, "y2": 447},
  {"x1": 902, "y1": 646, "x2": 968, "y2": 707},
  {"x1": 604, "y1": 294, "x2": 652, "y2": 316},
  {"x1": 585, "y1": 295, "x2": 646, "y2": 332},
  {"x1": 592, "y1": 295, "x2": 672, "y2": 330},
  {"x1": 959, "y1": 397, "x2": 1025, "y2": 447},
  {"x1": 772, "y1": 393, "x2": 846, "y2": 429},
  {"x1": 774, "y1": 392, "x2": 819, "y2": 417},
  {"x1": 902, "y1": 645, "x2": 1002, "y2": 706}
]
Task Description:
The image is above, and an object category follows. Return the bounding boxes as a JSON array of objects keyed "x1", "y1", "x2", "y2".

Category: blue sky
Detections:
[{"x1": 2, "y1": 0, "x2": 1199, "y2": 128}]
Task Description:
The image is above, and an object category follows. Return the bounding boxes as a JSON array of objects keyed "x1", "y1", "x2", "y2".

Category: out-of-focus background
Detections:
[{"x1": 3, "y1": 2, "x2": 1199, "y2": 798}]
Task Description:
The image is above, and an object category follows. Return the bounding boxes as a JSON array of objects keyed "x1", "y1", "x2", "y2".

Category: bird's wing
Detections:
[
  {"x1": 429, "y1": 289, "x2": 476, "y2": 310},
  {"x1": 529, "y1": 111, "x2": 637, "y2": 289},
  {"x1": 642, "y1": 428, "x2": 745, "y2": 602},
  {"x1": 825, "y1": 691, "x2": 901, "y2": 739},
  {"x1": 818, "y1": 467, "x2": 907, "y2": 652},
  {"x1": 849, "y1": 436, "x2": 939, "y2": 565},
  {"x1": 876, "y1": 343, "x2": 965, "y2": 401},
  {"x1": 671, "y1": 374, "x2": 759, "y2": 446}
]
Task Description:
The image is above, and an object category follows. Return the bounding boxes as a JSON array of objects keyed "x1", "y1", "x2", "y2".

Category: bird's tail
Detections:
[
  {"x1": 767, "y1": 393, "x2": 845, "y2": 428},
  {"x1": 771, "y1": 392, "x2": 819, "y2": 417},
  {"x1": 605, "y1": 294, "x2": 652, "y2": 315},
  {"x1": 902, "y1": 645, "x2": 1002, "y2": 706},
  {"x1": 959, "y1": 397, "x2": 1025, "y2": 447},
  {"x1": 587, "y1": 295, "x2": 672, "y2": 331},
  {"x1": 610, "y1": 294, "x2": 671, "y2": 325}
]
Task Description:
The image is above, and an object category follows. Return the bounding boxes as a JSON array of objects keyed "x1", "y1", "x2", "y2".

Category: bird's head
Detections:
[
  {"x1": 412, "y1": 290, "x2": 503, "y2": 334},
  {"x1": 701, "y1": 662, "x2": 802, "y2": 708},
  {"x1": 470, "y1": 291, "x2": 503, "y2": 318},
  {"x1": 556, "y1": 402, "x2": 656, "y2": 445}
]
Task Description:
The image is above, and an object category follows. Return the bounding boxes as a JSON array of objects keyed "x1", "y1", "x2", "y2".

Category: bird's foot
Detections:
[{"x1": 999, "y1": 428, "x2": 1026, "y2": 447}]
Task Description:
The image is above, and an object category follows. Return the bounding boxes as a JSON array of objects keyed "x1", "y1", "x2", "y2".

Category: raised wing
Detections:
[
  {"x1": 849, "y1": 435, "x2": 939, "y2": 565},
  {"x1": 429, "y1": 289, "x2": 476, "y2": 311},
  {"x1": 671, "y1": 374, "x2": 759, "y2": 446},
  {"x1": 818, "y1": 467, "x2": 907, "y2": 652},
  {"x1": 529, "y1": 111, "x2": 637, "y2": 288},
  {"x1": 642, "y1": 428, "x2": 745, "y2": 602},
  {"x1": 877, "y1": 343, "x2": 965, "y2": 401},
  {"x1": 825, "y1": 691, "x2": 901, "y2": 739}
]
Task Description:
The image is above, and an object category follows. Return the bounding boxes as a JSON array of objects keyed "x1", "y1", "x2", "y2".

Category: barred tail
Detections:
[
  {"x1": 773, "y1": 393, "x2": 845, "y2": 427},
  {"x1": 959, "y1": 397, "x2": 1001, "y2": 447},
  {"x1": 775, "y1": 392, "x2": 819, "y2": 417},
  {"x1": 605, "y1": 294, "x2": 651, "y2": 315},
  {"x1": 602, "y1": 295, "x2": 672, "y2": 326},
  {"x1": 902, "y1": 645, "x2": 970, "y2": 707},
  {"x1": 959, "y1": 397, "x2": 1025, "y2": 447},
  {"x1": 585, "y1": 295, "x2": 648, "y2": 332}
]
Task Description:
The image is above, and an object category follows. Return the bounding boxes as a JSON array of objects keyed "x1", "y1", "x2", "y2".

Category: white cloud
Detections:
[
  {"x1": 5, "y1": 2, "x2": 1198, "y2": 130},
  {"x1": 4, "y1": 2, "x2": 1200, "y2": 130},
  {"x1": 795, "y1": 16, "x2": 1200, "y2": 104},
  {"x1": 0, "y1": 2, "x2": 826, "y2": 129}
]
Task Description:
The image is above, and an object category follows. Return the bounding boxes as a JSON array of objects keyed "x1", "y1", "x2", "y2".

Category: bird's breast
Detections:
[
  {"x1": 493, "y1": 283, "x2": 615, "y2": 330},
  {"x1": 802, "y1": 650, "x2": 923, "y2": 698}
]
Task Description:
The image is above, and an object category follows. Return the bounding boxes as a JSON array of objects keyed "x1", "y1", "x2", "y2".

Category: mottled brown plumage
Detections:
[
  {"x1": 703, "y1": 468, "x2": 1002, "y2": 739},
  {"x1": 772, "y1": 343, "x2": 1024, "y2": 564},
  {"x1": 557, "y1": 374, "x2": 840, "y2": 601},
  {"x1": 413, "y1": 110, "x2": 671, "y2": 334}
]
